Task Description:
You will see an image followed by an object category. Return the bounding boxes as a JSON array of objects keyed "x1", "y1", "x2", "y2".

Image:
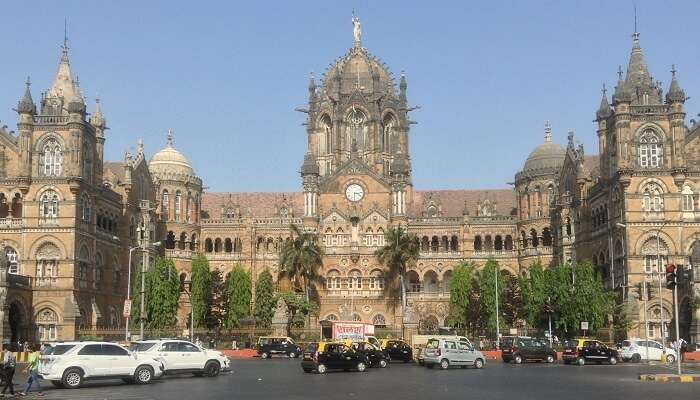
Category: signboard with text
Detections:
[
  {"x1": 580, "y1": 321, "x2": 589, "y2": 331},
  {"x1": 123, "y1": 299, "x2": 132, "y2": 318},
  {"x1": 332, "y1": 322, "x2": 374, "y2": 341}
]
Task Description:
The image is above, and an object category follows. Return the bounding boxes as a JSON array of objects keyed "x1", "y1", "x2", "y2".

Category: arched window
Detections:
[
  {"x1": 161, "y1": 190, "x2": 170, "y2": 221},
  {"x1": 234, "y1": 238, "x2": 243, "y2": 253},
  {"x1": 179, "y1": 232, "x2": 187, "y2": 250},
  {"x1": 494, "y1": 235, "x2": 503, "y2": 251},
  {"x1": 40, "y1": 191, "x2": 59, "y2": 219},
  {"x1": 421, "y1": 236, "x2": 429, "y2": 252},
  {"x1": 351, "y1": 313, "x2": 362, "y2": 322},
  {"x1": 638, "y1": 130, "x2": 662, "y2": 168},
  {"x1": 326, "y1": 314, "x2": 339, "y2": 321},
  {"x1": 214, "y1": 238, "x2": 222, "y2": 253},
  {"x1": 430, "y1": 236, "x2": 439, "y2": 252},
  {"x1": 530, "y1": 229, "x2": 539, "y2": 247},
  {"x1": 372, "y1": 314, "x2": 387, "y2": 327},
  {"x1": 113, "y1": 257, "x2": 122, "y2": 292},
  {"x1": 484, "y1": 235, "x2": 493, "y2": 251},
  {"x1": 94, "y1": 252, "x2": 104, "y2": 289},
  {"x1": 42, "y1": 139, "x2": 63, "y2": 177},
  {"x1": 565, "y1": 218, "x2": 572, "y2": 236},
  {"x1": 36, "y1": 242, "x2": 60, "y2": 287},
  {"x1": 642, "y1": 184, "x2": 663, "y2": 212},
  {"x1": 369, "y1": 269, "x2": 384, "y2": 290},
  {"x1": 450, "y1": 235, "x2": 459, "y2": 252},
  {"x1": 82, "y1": 142, "x2": 92, "y2": 182},
  {"x1": 11, "y1": 193, "x2": 22, "y2": 218},
  {"x1": 505, "y1": 235, "x2": 514, "y2": 251},
  {"x1": 641, "y1": 237, "x2": 668, "y2": 274},
  {"x1": 190, "y1": 233, "x2": 198, "y2": 251},
  {"x1": 349, "y1": 269, "x2": 362, "y2": 290},
  {"x1": 4, "y1": 247, "x2": 20, "y2": 275},
  {"x1": 0, "y1": 194, "x2": 8, "y2": 218},
  {"x1": 165, "y1": 231, "x2": 176, "y2": 249},
  {"x1": 224, "y1": 238, "x2": 233, "y2": 253},
  {"x1": 78, "y1": 246, "x2": 90, "y2": 289},
  {"x1": 473, "y1": 235, "x2": 482, "y2": 251},
  {"x1": 682, "y1": 186, "x2": 694, "y2": 212},
  {"x1": 80, "y1": 195, "x2": 91, "y2": 222},
  {"x1": 542, "y1": 228, "x2": 552, "y2": 247},
  {"x1": 186, "y1": 192, "x2": 192, "y2": 223},
  {"x1": 36, "y1": 308, "x2": 59, "y2": 341},
  {"x1": 327, "y1": 270, "x2": 341, "y2": 290},
  {"x1": 521, "y1": 231, "x2": 528, "y2": 248},
  {"x1": 174, "y1": 190, "x2": 182, "y2": 221}
]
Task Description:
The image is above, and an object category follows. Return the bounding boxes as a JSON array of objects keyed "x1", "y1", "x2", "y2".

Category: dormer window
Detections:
[{"x1": 639, "y1": 130, "x2": 662, "y2": 168}]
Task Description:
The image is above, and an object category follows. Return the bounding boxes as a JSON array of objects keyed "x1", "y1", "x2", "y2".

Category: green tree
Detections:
[
  {"x1": 446, "y1": 262, "x2": 476, "y2": 330},
  {"x1": 190, "y1": 254, "x2": 213, "y2": 328},
  {"x1": 501, "y1": 272, "x2": 525, "y2": 329},
  {"x1": 375, "y1": 226, "x2": 420, "y2": 314},
  {"x1": 279, "y1": 224, "x2": 324, "y2": 301},
  {"x1": 206, "y1": 269, "x2": 227, "y2": 328},
  {"x1": 145, "y1": 257, "x2": 180, "y2": 329},
  {"x1": 520, "y1": 262, "x2": 549, "y2": 330},
  {"x1": 225, "y1": 265, "x2": 252, "y2": 328},
  {"x1": 277, "y1": 291, "x2": 318, "y2": 335},
  {"x1": 254, "y1": 269, "x2": 276, "y2": 328}
]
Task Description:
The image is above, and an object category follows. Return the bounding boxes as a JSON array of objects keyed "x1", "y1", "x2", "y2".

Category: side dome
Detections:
[
  {"x1": 149, "y1": 130, "x2": 195, "y2": 177},
  {"x1": 522, "y1": 122, "x2": 565, "y2": 173}
]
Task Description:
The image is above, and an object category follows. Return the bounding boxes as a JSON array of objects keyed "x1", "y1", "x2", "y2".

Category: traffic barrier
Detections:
[
  {"x1": 11, "y1": 351, "x2": 29, "y2": 362},
  {"x1": 639, "y1": 373, "x2": 700, "y2": 382},
  {"x1": 222, "y1": 349, "x2": 257, "y2": 359}
]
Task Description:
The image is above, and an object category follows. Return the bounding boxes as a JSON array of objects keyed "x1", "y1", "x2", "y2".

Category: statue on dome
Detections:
[{"x1": 352, "y1": 14, "x2": 361, "y2": 45}]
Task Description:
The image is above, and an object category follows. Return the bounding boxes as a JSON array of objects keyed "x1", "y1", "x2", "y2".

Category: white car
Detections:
[
  {"x1": 619, "y1": 338, "x2": 677, "y2": 363},
  {"x1": 39, "y1": 341, "x2": 164, "y2": 389},
  {"x1": 130, "y1": 339, "x2": 229, "y2": 377}
]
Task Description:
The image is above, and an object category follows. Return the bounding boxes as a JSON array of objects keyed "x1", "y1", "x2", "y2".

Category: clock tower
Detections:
[{"x1": 299, "y1": 16, "x2": 415, "y2": 325}]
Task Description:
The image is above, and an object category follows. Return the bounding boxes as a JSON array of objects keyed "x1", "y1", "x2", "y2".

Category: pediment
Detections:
[{"x1": 320, "y1": 157, "x2": 390, "y2": 191}]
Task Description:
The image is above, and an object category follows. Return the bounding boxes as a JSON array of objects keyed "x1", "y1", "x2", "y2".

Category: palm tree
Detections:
[
  {"x1": 374, "y1": 226, "x2": 420, "y2": 316},
  {"x1": 279, "y1": 224, "x2": 323, "y2": 301}
]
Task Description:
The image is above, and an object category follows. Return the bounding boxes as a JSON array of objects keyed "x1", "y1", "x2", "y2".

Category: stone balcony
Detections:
[
  {"x1": 472, "y1": 250, "x2": 518, "y2": 258},
  {"x1": 0, "y1": 218, "x2": 23, "y2": 229}
]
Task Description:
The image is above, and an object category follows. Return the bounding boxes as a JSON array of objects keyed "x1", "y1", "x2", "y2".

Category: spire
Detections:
[
  {"x1": 90, "y1": 97, "x2": 106, "y2": 128},
  {"x1": 17, "y1": 77, "x2": 36, "y2": 115},
  {"x1": 626, "y1": 30, "x2": 651, "y2": 86},
  {"x1": 167, "y1": 129, "x2": 174, "y2": 148},
  {"x1": 613, "y1": 65, "x2": 631, "y2": 104},
  {"x1": 399, "y1": 71, "x2": 407, "y2": 101},
  {"x1": 544, "y1": 120, "x2": 552, "y2": 143},
  {"x1": 48, "y1": 30, "x2": 81, "y2": 106},
  {"x1": 666, "y1": 64, "x2": 686, "y2": 103},
  {"x1": 597, "y1": 84, "x2": 612, "y2": 120}
]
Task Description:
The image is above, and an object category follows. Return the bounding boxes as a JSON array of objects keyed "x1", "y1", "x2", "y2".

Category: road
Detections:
[{"x1": 10, "y1": 358, "x2": 699, "y2": 399}]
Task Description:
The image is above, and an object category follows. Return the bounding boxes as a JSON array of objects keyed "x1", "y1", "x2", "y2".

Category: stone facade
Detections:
[{"x1": 1, "y1": 23, "x2": 698, "y2": 343}]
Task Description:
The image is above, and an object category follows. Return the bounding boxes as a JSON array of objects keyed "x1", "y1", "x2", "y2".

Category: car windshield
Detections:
[
  {"x1": 129, "y1": 342, "x2": 156, "y2": 352},
  {"x1": 51, "y1": 345, "x2": 75, "y2": 355},
  {"x1": 622, "y1": 340, "x2": 632, "y2": 347},
  {"x1": 41, "y1": 346, "x2": 55, "y2": 355},
  {"x1": 500, "y1": 337, "x2": 514, "y2": 348},
  {"x1": 564, "y1": 340, "x2": 579, "y2": 348},
  {"x1": 426, "y1": 339, "x2": 440, "y2": 349},
  {"x1": 305, "y1": 343, "x2": 319, "y2": 353}
]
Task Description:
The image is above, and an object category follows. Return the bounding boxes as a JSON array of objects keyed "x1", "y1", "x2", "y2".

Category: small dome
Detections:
[
  {"x1": 323, "y1": 46, "x2": 395, "y2": 96},
  {"x1": 149, "y1": 130, "x2": 195, "y2": 176},
  {"x1": 522, "y1": 122, "x2": 565, "y2": 173}
]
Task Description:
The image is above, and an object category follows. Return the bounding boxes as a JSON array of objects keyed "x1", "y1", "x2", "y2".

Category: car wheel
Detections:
[
  {"x1": 379, "y1": 359, "x2": 388, "y2": 368},
  {"x1": 135, "y1": 365, "x2": 154, "y2": 384},
  {"x1": 546, "y1": 354, "x2": 555, "y2": 364},
  {"x1": 62, "y1": 368, "x2": 83, "y2": 389},
  {"x1": 357, "y1": 362, "x2": 367, "y2": 372},
  {"x1": 440, "y1": 359, "x2": 450, "y2": 370},
  {"x1": 666, "y1": 355, "x2": 675, "y2": 364},
  {"x1": 609, "y1": 356, "x2": 618, "y2": 365},
  {"x1": 288, "y1": 352, "x2": 296, "y2": 359},
  {"x1": 631, "y1": 354, "x2": 641, "y2": 363},
  {"x1": 316, "y1": 364, "x2": 327, "y2": 374},
  {"x1": 474, "y1": 358, "x2": 484, "y2": 369},
  {"x1": 51, "y1": 380, "x2": 65, "y2": 388},
  {"x1": 204, "y1": 360, "x2": 221, "y2": 377},
  {"x1": 514, "y1": 355, "x2": 523, "y2": 364},
  {"x1": 576, "y1": 357, "x2": 585, "y2": 366},
  {"x1": 261, "y1": 352, "x2": 269, "y2": 359}
]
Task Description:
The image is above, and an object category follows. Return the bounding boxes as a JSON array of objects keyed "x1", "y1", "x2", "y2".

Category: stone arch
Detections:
[
  {"x1": 406, "y1": 270, "x2": 420, "y2": 292},
  {"x1": 179, "y1": 232, "x2": 187, "y2": 250},
  {"x1": 35, "y1": 307, "x2": 60, "y2": 341},
  {"x1": 204, "y1": 238, "x2": 213, "y2": 253},
  {"x1": 473, "y1": 235, "x2": 482, "y2": 251},
  {"x1": 325, "y1": 313, "x2": 339, "y2": 321},
  {"x1": 372, "y1": 313, "x2": 387, "y2": 327},
  {"x1": 418, "y1": 315, "x2": 439, "y2": 334},
  {"x1": 422, "y1": 270, "x2": 439, "y2": 293},
  {"x1": 165, "y1": 231, "x2": 176, "y2": 249},
  {"x1": 7, "y1": 297, "x2": 29, "y2": 343},
  {"x1": 442, "y1": 269, "x2": 453, "y2": 292},
  {"x1": 633, "y1": 232, "x2": 676, "y2": 256},
  {"x1": 633, "y1": 122, "x2": 667, "y2": 142},
  {"x1": 636, "y1": 177, "x2": 669, "y2": 194},
  {"x1": 34, "y1": 185, "x2": 66, "y2": 202}
]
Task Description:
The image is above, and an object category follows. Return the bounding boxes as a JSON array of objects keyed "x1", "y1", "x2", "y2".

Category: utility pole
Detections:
[
  {"x1": 495, "y1": 262, "x2": 500, "y2": 350},
  {"x1": 140, "y1": 200, "x2": 152, "y2": 340},
  {"x1": 546, "y1": 296, "x2": 553, "y2": 348}
]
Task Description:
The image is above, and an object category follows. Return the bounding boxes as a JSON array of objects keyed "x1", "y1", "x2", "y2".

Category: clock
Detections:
[{"x1": 345, "y1": 183, "x2": 364, "y2": 202}]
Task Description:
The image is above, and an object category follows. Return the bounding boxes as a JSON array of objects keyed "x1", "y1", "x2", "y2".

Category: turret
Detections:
[
  {"x1": 300, "y1": 152, "x2": 320, "y2": 219},
  {"x1": 596, "y1": 85, "x2": 612, "y2": 121},
  {"x1": 16, "y1": 77, "x2": 35, "y2": 177},
  {"x1": 399, "y1": 71, "x2": 407, "y2": 103}
]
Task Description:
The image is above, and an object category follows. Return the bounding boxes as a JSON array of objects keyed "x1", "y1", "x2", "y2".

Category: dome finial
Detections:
[
  {"x1": 167, "y1": 128, "x2": 174, "y2": 147},
  {"x1": 544, "y1": 120, "x2": 552, "y2": 143},
  {"x1": 352, "y1": 11, "x2": 362, "y2": 47}
]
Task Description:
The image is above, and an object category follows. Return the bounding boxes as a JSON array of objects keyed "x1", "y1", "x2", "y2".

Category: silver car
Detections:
[{"x1": 423, "y1": 338, "x2": 486, "y2": 370}]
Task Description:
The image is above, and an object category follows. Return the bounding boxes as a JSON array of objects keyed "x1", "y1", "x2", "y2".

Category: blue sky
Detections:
[{"x1": 1, "y1": 1, "x2": 698, "y2": 192}]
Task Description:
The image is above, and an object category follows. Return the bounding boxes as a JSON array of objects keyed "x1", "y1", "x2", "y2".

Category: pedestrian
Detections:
[
  {"x1": 678, "y1": 338, "x2": 688, "y2": 361},
  {"x1": 1, "y1": 344, "x2": 17, "y2": 396},
  {"x1": 19, "y1": 344, "x2": 42, "y2": 397}
]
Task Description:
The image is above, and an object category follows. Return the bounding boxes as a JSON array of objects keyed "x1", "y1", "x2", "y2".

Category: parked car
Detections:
[
  {"x1": 345, "y1": 340, "x2": 388, "y2": 368},
  {"x1": 414, "y1": 335, "x2": 473, "y2": 365},
  {"x1": 618, "y1": 338, "x2": 677, "y2": 363},
  {"x1": 562, "y1": 339, "x2": 618, "y2": 366},
  {"x1": 129, "y1": 339, "x2": 229, "y2": 376},
  {"x1": 380, "y1": 339, "x2": 413, "y2": 363},
  {"x1": 501, "y1": 337, "x2": 556, "y2": 364},
  {"x1": 422, "y1": 338, "x2": 486, "y2": 370},
  {"x1": 38, "y1": 341, "x2": 164, "y2": 389},
  {"x1": 256, "y1": 336, "x2": 302, "y2": 359},
  {"x1": 300, "y1": 342, "x2": 369, "y2": 374}
]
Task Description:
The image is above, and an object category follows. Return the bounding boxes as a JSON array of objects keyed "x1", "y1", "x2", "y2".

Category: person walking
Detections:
[
  {"x1": 1, "y1": 344, "x2": 17, "y2": 397},
  {"x1": 19, "y1": 345, "x2": 42, "y2": 397}
]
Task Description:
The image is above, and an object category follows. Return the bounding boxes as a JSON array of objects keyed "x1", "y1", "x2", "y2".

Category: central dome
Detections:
[
  {"x1": 522, "y1": 123, "x2": 565, "y2": 173},
  {"x1": 323, "y1": 46, "x2": 396, "y2": 96}
]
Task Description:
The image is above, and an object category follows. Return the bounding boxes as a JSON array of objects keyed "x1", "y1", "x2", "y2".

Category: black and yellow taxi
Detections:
[
  {"x1": 380, "y1": 339, "x2": 413, "y2": 363},
  {"x1": 562, "y1": 338, "x2": 619, "y2": 366},
  {"x1": 301, "y1": 341, "x2": 370, "y2": 374},
  {"x1": 343, "y1": 340, "x2": 388, "y2": 368}
]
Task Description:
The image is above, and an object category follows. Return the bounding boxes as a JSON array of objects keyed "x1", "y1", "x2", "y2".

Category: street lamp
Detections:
[
  {"x1": 183, "y1": 279, "x2": 195, "y2": 341},
  {"x1": 494, "y1": 262, "x2": 500, "y2": 350},
  {"x1": 125, "y1": 245, "x2": 140, "y2": 341}
]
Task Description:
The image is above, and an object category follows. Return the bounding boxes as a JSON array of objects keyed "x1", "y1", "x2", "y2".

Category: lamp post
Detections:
[
  {"x1": 125, "y1": 245, "x2": 140, "y2": 341},
  {"x1": 184, "y1": 279, "x2": 195, "y2": 341},
  {"x1": 494, "y1": 262, "x2": 500, "y2": 350},
  {"x1": 655, "y1": 221, "x2": 670, "y2": 351}
]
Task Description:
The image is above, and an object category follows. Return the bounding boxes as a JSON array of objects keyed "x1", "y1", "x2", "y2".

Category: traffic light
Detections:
[{"x1": 665, "y1": 264, "x2": 676, "y2": 289}]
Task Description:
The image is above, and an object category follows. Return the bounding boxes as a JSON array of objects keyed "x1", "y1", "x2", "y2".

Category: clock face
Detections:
[{"x1": 345, "y1": 183, "x2": 364, "y2": 202}]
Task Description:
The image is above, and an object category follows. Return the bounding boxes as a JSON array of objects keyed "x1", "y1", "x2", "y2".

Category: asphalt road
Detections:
[{"x1": 6, "y1": 358, "x2": 698, "y2": 399}]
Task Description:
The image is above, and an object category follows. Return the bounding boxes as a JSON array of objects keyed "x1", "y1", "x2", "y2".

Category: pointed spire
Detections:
[
  {"x1": 544, "y1": 120, "x2": 552, "y2": 143},
  {"x1": 137, "y1": 138, "x2": 144, "y2": 155},
  {"x1": 90, "y1": 97, "x2": 106, "y2": 128},
  {"x1": 597, "y1": 84, "x2": 612, "y2": 120},
  {"x1": 666, "y1": 64, "x2": 686, "y2": 103},
  {"x1": 17, "y1": 76, "x2": 36, "y2": 115},
  {"x1": 626, "y1": 30, "x2": 651, "y2": 87},
  {"x1": 614, "y1": 65, "x2": 631, "y2": 104},
  {"x1": 48, "y1": 29, "x2": 82, "y2": 107},
  {"x1": 166, "y1": 129, "x2": 174, "y2": 148}
]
